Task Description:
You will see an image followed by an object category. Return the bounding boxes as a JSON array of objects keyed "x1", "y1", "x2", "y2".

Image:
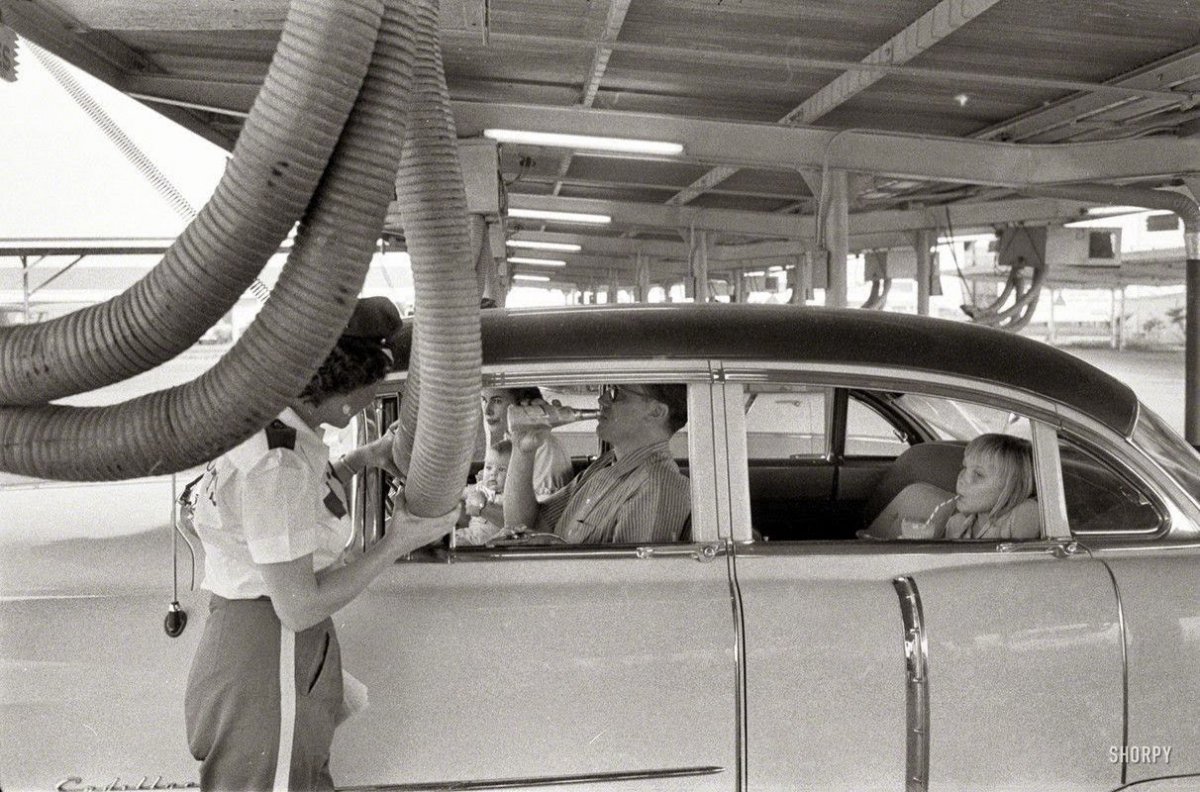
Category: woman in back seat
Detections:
[{"x1": 863, "y1": 434, "x2": 1040, "y2": 541}]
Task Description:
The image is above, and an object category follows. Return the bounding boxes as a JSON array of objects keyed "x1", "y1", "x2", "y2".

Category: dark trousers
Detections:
[{"x1": 185, "y1": 595, "x2": 342, "y2": 791}]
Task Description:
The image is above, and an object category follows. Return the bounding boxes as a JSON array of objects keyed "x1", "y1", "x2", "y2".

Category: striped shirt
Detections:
[{"x1": 535, "y1": 440, "x2": 690, "y2": 544}]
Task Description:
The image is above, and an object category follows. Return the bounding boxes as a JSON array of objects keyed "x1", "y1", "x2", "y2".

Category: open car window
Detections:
[
  {"x1": 740, "y1": 383, "x2": 1048, "y2": 543},
  {"x1": 372, "y1": 378, "x2": 697, "y2": 550}
]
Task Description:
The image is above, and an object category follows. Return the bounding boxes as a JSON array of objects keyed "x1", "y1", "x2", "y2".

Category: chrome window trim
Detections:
[
  {"x1": 1099, "y1": 559, "x2": 1131, "y2": 787},
  {"x1": 687, "y1": 378, "x2": 726, "y2": 543},
  {"x1": 718, "y1": 362, "x2": 1063, "y2": 428},
  {"x1": 722, "y1": 362, "x2": 1067, "y2": 548},
  {"x1": 727, "y1": 541, "x2": 749, "y2": 792},
  {"x1": 1032, "y1": 421, "x2": 1071, "y2": 540},
  {"x1": 720, "y1": 361, "x2": 1200, "y2": 546},
  {"x1": 337, "y1": 764, "x2": 725, "y2": 791},
  {"x1": 716, "y1": 383, "x2": 751, "y2": 543},
  {"x1": 379, "y1": 358, "x2": 715, "y2": 389},
  {"x1": 439, "y1": 542, "x2": 726, "y2": 562},
  {"x1": 893, "y1": 576, "x2": 930, "y2": 792},
  {"x1": 1054, "y1": 405, "x2": 1192, "y2": 541},
  {"x1": 374, "y1": 364, "x2": 724, "y2": 551}
]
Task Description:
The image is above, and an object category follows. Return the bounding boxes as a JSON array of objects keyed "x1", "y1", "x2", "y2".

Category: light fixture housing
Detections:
[
  {"x1": 507, "y1": 257, "x2": 567, "y2": 267},
  {"x1": 483, "y1": 129, "x2": 683, "y2": 156},
  {"x1": 506, "y1": 239, "x2": 582, "y2": 252},
  {"x1": 509, "y1": 208, "x2": 611, "y2": 225}
]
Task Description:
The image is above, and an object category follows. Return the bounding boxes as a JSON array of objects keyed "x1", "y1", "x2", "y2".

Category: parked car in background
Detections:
[{"x1": 5, "y1": 304, "x2": 1200, "y2": 791}]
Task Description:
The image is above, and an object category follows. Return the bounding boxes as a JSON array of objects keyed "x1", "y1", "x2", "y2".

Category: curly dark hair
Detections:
[{"x1": 298, "y1": 336, "x2": 392, "y2": 406}]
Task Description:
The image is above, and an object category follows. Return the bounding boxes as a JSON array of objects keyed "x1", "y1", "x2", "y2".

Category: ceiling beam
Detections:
[
  {"x1": 551, "y1": 0, "x2": 633, "y2": 198},
  {"x1": 500, "y1": 194, "x2": 1094, "y2": 242},
  {"x1": 664, "y1": 0, "x2": 1003, "y2": 206},
  {"x1": 974, "y1": 44, "x2": 1200, "y2": 143},
  {"x1": 454, "y1": 103, "x2": 1200, "y2": 187},
  {"x1": 2, "y1": 2, "x2": 238, "y2": 148},
  {"x1": 446, "y1": 31, "x2": 1194, "y2": 106}
]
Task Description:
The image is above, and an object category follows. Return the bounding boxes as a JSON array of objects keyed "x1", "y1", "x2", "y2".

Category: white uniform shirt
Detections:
[{"x1": 191, "y1": 408, "x2": 353, "y2": 599}]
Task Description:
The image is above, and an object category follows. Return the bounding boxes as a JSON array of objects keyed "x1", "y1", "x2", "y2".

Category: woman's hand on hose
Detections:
[{"x1": 383, "y1": 492, "x2": 458, "y2": 556}]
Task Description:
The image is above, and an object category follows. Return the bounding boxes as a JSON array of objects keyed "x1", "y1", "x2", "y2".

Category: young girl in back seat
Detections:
[{"x1": 863, "y1": 433, "x2": 1040, "y2": 541}]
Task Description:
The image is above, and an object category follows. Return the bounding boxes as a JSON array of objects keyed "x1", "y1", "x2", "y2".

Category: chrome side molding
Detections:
[
  {"x1": 893, "y1": 576, "x2": 930, "y2": 792},
  {"x1": 336, "y1": 764, "x2": 724, "y2": 791}
]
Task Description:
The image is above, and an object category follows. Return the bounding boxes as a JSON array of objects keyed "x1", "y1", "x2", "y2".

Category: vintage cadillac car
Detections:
[{"x1": 4, "y1": 303, "x2": 1200, "y2": 792}]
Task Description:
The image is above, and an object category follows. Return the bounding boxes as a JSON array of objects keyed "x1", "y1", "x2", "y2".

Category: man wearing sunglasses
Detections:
[{"x1": 503, "y1": 383, "x2": 691, "y2": 544}]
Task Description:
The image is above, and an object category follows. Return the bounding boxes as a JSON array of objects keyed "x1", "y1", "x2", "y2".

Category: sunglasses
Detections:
[{"x1": 601, "y1": 384, "x2": 656, "y2": 402}]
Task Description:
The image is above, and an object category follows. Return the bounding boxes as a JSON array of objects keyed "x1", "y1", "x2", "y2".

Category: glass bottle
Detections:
[{"x1": 506, "y1": 403, "x2": 601, "y2": 430}]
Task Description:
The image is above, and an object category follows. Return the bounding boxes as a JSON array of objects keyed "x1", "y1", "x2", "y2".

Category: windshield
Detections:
[{"x1": 1132, "y1": 405, "x2": 1200, "y2": 505}]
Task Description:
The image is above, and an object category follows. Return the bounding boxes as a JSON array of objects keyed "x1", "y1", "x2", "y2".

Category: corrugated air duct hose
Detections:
[{"x1": 0, "y1": 0, "x2": 482, "y2": 520}]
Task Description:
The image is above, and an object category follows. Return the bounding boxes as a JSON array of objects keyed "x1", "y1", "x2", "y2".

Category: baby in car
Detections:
[
  {"x1": 864, "y1": 433, "x2": 1040, "y2": 541},
  {"x1": 454, "y1": 440, "x2": 511, "y2": 545}
]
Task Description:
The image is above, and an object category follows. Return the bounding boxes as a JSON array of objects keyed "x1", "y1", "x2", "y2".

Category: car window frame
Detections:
[
  {"x1": 720, "y1": 361, "x2": 1075, "y2": 547},
  {"x1": 360, "y1": 360, "x2": 724, "y2": 558}
]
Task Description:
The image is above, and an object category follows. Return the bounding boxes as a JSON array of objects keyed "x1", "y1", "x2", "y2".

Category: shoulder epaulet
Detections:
[{"x1": 264, "y1": 419, "x2": 297, "y2": 450}]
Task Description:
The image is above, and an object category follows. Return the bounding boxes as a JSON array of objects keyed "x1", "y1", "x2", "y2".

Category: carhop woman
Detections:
[{"x1": 183, "y1": 296, "x2": 457, "y2": 791}]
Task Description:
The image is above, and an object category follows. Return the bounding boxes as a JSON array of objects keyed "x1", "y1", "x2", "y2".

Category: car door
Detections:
[
  {"x1": 719, "y1": 372, "x2": 1124, "y2": 791},
  {"x1": 330, "y1": 374, "x2": 739, "y2": 791},
  {"x1": 1061, "y1": 413, "x2": 1200, "y2": 787},
  {"x1": 0, "y1": 473, "x2": 205, "y2": 791}
]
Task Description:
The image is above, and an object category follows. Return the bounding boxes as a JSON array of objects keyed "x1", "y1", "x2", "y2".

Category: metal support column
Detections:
[
  {"x1": 799, "y1": 250, "x2": 813, "y2": 305},
  {"x1": 468, "y1": 214, "x2": 492, "y2": 303},
  {"x1": 21, "y1": 255, "x2": 31, "y2": 323},
  {"x1": 1047, "y1": 289, "x2": 1057, "y2": 345},
  {"x1": 689, "y1": 229, "x2": 710, "y2": 303},
  {"x1": 825, "y1": 170, "x2": 849, "y2": 308},
  {"x1": 1187, "y1": 257, "x2": 1200, "y2": 443},
  {"x1": 1110, "y1": 288, "x2": 1119, "y2": 350},
  {"x1": 913, "y1": 229, "x2": 934, "y2": 316},
  {"x1": 636, "y1": 253, "x2": 651, "y2": 302}
]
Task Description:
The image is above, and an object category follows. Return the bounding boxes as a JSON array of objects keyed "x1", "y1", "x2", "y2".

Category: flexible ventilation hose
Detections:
[
  {"x1": 29, "y1": 43, "x2": 273, "y2": 305},
  {"x1": 0, "y1": 0, "x2": 415, "y2": 479},
  {"x1": 0, "y1": 0, "x2": 382, "y2": 405},
  {"x1": 389, "y1": 0, "x2": 482, "y2": 518},
  {"x1": 2, "y1": 0, "x2": 482, "y2": 514}
]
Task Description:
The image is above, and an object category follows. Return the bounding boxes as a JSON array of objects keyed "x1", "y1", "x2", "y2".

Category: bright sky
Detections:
[{"x1": 0, "y1": 40, "x2": 227, "y2": 239}]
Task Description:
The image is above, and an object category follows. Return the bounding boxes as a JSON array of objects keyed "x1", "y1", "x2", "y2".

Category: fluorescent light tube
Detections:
[
  {"x1": 513, "y1": 274, "x2": 551, "y2": 282},
  {"x1": 484, "y1": 129, "x2": 683, "y2": 156},
  {"x1": 508, "y1": 257, "x2": 567, "y2": 267},
  {"x1": 506, "y1": 240, "x2": 582, "y2": 252},
  {"x1": 509, "y1": 208, "x2": 611, "y2": 224}
]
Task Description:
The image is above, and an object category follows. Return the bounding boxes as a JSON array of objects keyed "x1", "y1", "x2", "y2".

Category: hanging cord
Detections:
[
  {"x1": 29, "y1": 43, "x2": 272, "y2": 304},
  {"x1": 939, "y1": 206, "x2": 975, "y2": 306}
]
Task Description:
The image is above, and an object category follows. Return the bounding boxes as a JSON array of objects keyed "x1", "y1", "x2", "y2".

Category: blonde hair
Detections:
[{"x1": 964, "y1": 433, "x2": 1034, "y2": 519}]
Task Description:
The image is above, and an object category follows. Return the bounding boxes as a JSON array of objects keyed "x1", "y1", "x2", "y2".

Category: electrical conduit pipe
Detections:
[{"x1": 1022, "y1": 184, "x2": 1200, "y2": 441}]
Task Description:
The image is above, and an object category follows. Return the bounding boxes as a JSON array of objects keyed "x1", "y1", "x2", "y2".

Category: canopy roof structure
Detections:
[{"x1": 4, "y1": 0, "x2": 1198, "y2": 289}]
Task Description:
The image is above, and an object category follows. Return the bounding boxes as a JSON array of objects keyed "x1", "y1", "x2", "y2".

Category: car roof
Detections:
[{"x1": 393, "y1": 304, "x2": 1139, "y2": 436}]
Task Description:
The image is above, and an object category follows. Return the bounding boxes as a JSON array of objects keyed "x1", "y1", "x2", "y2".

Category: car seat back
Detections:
[{"x1": 861, "y1": 441, "x2": 965, "y2": 527}]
